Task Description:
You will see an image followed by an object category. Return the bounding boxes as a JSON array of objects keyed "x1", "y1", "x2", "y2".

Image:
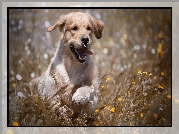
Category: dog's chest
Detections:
[
  {"x1": 55, "y1": 64, "x2": 86, "y2": 86},
  {"x1": 67, "y1": 65, "x2": 88, "y2": 86},
  {"x1": 54, "y1": 64, "x2": 71, "y2": 86}
]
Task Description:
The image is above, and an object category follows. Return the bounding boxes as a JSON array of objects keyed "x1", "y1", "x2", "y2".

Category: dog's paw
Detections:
[
  {"x1": 72, "y1": 86, "x2": 98, "y2": 116},
  {"x1": 72, "y1": 86, "x2": 93, "y2": 104}
]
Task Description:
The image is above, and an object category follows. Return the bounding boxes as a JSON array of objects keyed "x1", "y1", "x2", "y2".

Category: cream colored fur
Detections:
[{"x1": 31, "y1": 12, "x2": 104, "y2": 116}]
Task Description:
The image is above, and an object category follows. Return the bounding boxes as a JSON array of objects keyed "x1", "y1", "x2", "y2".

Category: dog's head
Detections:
[{"x1": 47, "y1": 12, "x2": 104, "y2": 63}]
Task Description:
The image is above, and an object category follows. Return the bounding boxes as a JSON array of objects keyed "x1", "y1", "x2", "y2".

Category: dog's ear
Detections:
[
  {"x1": 47, "y1": 14, "x2": 68, "y2": 32},
  {"x1": 90, "y1": 16, "x2": 104, "y2": 39}
]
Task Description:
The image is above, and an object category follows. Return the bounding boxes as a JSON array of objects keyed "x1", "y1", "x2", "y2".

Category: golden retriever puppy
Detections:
[{"x1": 32, "y1": 12, "x2": 104, "y2": 116}]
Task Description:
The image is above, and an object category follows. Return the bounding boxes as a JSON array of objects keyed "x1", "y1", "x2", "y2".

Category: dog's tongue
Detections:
[{"x1": 79, "y1": 47, "x2": 93, "y2": 55}]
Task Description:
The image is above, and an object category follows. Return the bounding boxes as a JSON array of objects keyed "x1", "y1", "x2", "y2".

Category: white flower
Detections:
[
  {"x1": 16, "y1": 74, "x2": 22, "y2": 80},
  {"x1": 17, "y1": 92, "x2": 26, "y2": 98}
]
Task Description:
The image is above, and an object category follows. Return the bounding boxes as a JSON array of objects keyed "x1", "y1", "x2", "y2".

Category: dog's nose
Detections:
[{"x1": 81, "y1": 36, "x2": 89, "y2": 45}]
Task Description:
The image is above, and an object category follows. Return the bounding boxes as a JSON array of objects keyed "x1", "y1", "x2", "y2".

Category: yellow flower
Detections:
[
  {"x1": 132, "y1": 81, "x2": 135, "y2": 85},
  {"x1": 157, "y1": 43, "x2": 163, "y2": 53},
  {"x1": 153, "y1": 76, "x2": 157, "y2": 80},
  {"x1": 140, "y1": 113, "x2": 144, "y2": 117},
  {"x1": 13, "y1": 121, "x2": 19, "y2": 126},
  {"x1": 158, "y1": 33, "x2": 163, "y2": 39},
  {"x1": 95, "y1": 109, "x2": 99, "y2": 113},
  {"x1": 130, "y1": 122, "x2": 133, "y2": 126},
  {"x1": 143, "y1": 72, "x2": 147, "y2": 74},
  {"x1": 105, "y1": 77, "x2": 110, "y2": 82},
  {"x1": 110, "y1": 107, "x2": 115, "y2": 113},
  {"x1": 101, "y1": 85, "x2": 105, "y2": 89},
  {"x1": 137, "y1": 70, "x2": 142, "y2": 74},
  {"x1": 149, "y1": 72, "x2": 152, "y2": 76},
  {"x1": 167, "y1": 95, "x2": 171, "y2": 99},
  {"x1": 158, "y1": 85, "x2": 164, "y2": 89},
  {"x1": 118, "y1": 98, "x2": 122, "y2": 101},
  {"x1": 161, "y1": 72, "x2": 164, "y2": 76}
]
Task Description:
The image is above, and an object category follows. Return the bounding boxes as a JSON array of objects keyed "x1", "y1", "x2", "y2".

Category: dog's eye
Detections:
[
  {"x1": 87, "y1": 26, "x2": 91, "y2": 31},
  {"x1": 72, "y1": 26, "x2": 78, "y2": 31}
]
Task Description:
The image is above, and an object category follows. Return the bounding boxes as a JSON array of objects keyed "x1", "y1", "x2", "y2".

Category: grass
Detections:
[{"x1": 9, "y1": 60, "x2": 171, "y2": 126}]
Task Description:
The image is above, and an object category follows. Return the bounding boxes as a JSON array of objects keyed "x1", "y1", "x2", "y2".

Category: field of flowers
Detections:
[{"x1": 9, "y1": 8, "x2": 171, "y2": 126}]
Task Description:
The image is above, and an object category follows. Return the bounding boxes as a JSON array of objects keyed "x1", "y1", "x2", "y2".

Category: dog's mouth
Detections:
[{"x1": 70, "y1": 44, "x2": 93, "y2": 63}]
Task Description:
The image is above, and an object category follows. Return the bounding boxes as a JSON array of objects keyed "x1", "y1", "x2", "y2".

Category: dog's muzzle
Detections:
[{"x1": 70, "y1": 36, "x2": 93, "y2": 63}]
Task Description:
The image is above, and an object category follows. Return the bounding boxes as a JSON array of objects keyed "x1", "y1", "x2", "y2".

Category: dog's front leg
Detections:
[{"x1": 72, "y1": 85, "x2": 98, "y2": 116}]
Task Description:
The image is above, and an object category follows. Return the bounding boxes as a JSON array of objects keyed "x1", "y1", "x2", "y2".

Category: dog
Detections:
[{"x1": 31, "y1": 12, "x2": 104, "y2": 116}]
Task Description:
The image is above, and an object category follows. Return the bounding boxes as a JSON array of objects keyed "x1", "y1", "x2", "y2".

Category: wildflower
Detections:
[
  {"x1": 101, "y1": 85, "x2": 105, "y2": 89},
  {"x1": 153, "y1": 76, "x2": 157, "y2": 80},
  {"x1": 158, "y1": 85, "x2": 164, "y2": 89},
  {"x1": 110, "y1": 107, "x2": 115, "y2": 113},
  {"x1": 149, "y1": 72, "x2": 152, "y2": 76},
  {"x1": 140, "y1": 113, "x2": 144, "y2": 117},
  {"x1": 161, "y1": 72, "x2": 164, "y2": 76},
  {"x1": 132, "y1": 81, "x2": 135, "y2": 85},
  {"x1": 157, "y1": 43, "x2": 163, "y2": 53},
  {"x1": 95, "y1": 110, "x2": 99, "y2": 113},
  {"x1": 16, "y1": 74, "x2": 22, "y2": 80},
  {"x1": 13, "y1": 121, "x2": 19, "y2": 126},
  {"x1": 143, "y1": 71, "x2": 147, "y2": 74},
  {"x1": 137, "y1": 70, "x2": 142, "y2": 74},
  {"x1": 105, "y1": 77, "x2": 110, "y2": 82},
  {"x1": 167, "y1": 95, "x2": 171, "y2": 99},
  {"x1": 17, "y1": 92, "x2": 26, "y2": 98},
  {"x1": 118, "y1": 98, "x2": 122, "y2": 101},
  {"x1": 130, "y1": 122, "x2": 133, "y2": 126},
  {"x1": 158, "y1": 33, "x2": 163, "y2": 39}
]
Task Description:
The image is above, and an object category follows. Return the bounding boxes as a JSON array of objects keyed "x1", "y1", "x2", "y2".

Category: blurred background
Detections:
[{"x1": 8, "y1": 9, "x2": 171, "y2": 126}]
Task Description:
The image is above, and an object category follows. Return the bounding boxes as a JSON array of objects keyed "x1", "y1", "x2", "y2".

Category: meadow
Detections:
[{"x1": 9, "y1": 9, "x2": 171, "y2": 126}]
